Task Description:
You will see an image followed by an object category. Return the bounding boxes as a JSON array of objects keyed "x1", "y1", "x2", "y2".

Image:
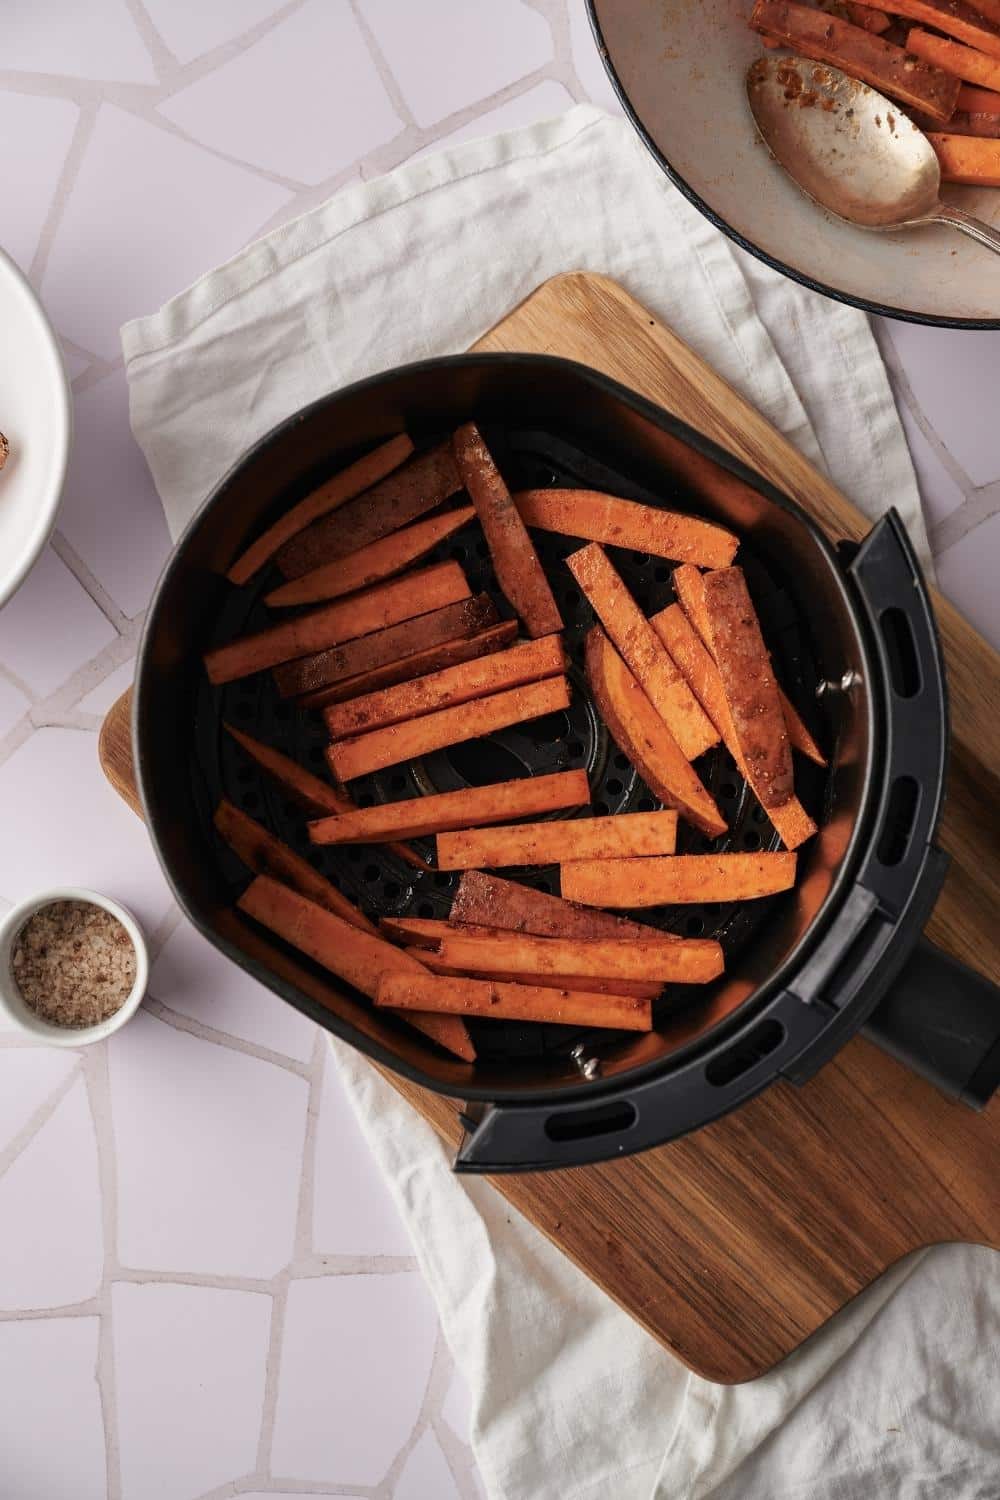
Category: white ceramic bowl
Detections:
[
  {"x1": 590, "y1": 0, "x2": 1000, "y2": 326},
  {"x1": 0, "y1": 248, "x2": 72, "y2": 608},
  {"x1": 0, "y1": 889, "x2": 148, "y2": 1046}
]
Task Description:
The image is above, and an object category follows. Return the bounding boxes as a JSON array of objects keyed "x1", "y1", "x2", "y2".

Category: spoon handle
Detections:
[{"x1": 931, "y1": 204, "x2": 1000, "y2": 258}]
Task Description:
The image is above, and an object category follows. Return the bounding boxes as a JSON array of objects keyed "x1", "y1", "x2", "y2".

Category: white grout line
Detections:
[
  {"x1": 49, "y1": 531, "x2": 129, "y2": 635},
  {"x1": 142, "y1": 994, "x2": 314, "y2": 1080},
  {"x1": 27, "y1": 104, "x2": 99, "y2": 290},
  {"x1": 0, "y1": 1062, "x2": 80, "y2": 1184},
  {"x1": 930, "y1": 478, "x2": 1000, "y2": 557},
  {"x1": 82, "y1": 1042, "x2": 124, "y2": 1500}
]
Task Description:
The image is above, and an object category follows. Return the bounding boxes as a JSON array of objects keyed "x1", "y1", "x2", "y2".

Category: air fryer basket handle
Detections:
[{"x1": 865, "y1": 938, "x2": 1000, "y2": 1108}]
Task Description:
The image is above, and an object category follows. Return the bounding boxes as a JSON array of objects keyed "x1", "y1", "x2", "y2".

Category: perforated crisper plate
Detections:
[{"x1": 197, "y1": 426, "x2": 827, "y2": 1063}]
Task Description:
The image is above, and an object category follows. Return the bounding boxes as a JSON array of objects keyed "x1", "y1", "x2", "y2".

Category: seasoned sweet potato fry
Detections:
[
  {"x1": 435, "y1": 931, "x2": 724, "y2": 983},
  {"x1": 436, "y1": 810, "x2": 678, "y2": 870},
  {"x1": 225, "y1": 724, "x2": 352, "y2": 815},
  {"x1": 670, "y1": 565, "x2": 824, "y2": 768},
  {"x1": 453, "y1": 423, "x2": 562, "y2": 637},
  {"x1": 309, "y1": 769, "x2": 589, "y2": 845},
  {"x1": 377, "y1": 971, "x2": 653, "y2": 1030},
  {"x1": 381, "y1": 919, "x2": 662, "y2": 996},
  {"x1": 274, "y1": 594, "x2": 499, "y2": 699},
  {"x1": 324, "y1": 634, "x2": 564, "y2": 739},
  {"x1": 264, "y1": 506, "x2": 475, "y2": 608},
  {"x1": 929, "y1": 129, "x2": 1000, "y2": 179},
  {"x1": 449, "y1": 869, "x2": 666, "y2": 939},
  {"x1": 909, "y1": 26, "x2": 1000, "y2": 88},
  {"x1": 561, "y1": 851, "x2": 797, "y2": 907},
  {"x1": 513, "y1": 488, "x2": 738, "y2": 568},
  {"x1": 648, "y1": 606, "x2": 817, "y2": 849},
  {"x1": 226, "y1": 434, "x2": 414, "y2": 587},
  {"x1": 852, "y1": 0, "x2": 1000, "y2": 57},
  {"x1": 957, "y1": 82, "x2": 1000, "y2": 111},
  {"x1": 846, "y1": 2, "x2": 891, "y2": 31},
  {"x1": 586, "y1": 627, "x2": 726, "y2": 839},
  {"x1": 568, "y1": 544, "x2": 718, "y2": 760},
  {"x1": 237, "y1": 875, "x2": 474, "y2": 1060},
  {"x1": 702, "y1": 567, "x2": 793, "y2": 808},
  {"x1": 750, "y1": 0, "x2": 962, "y2": 119},
  {"x1": 223, "y1": 725, "x2": 428, "y2": 871},
  {"x1": 650, "y1": 603, "x2": 732, "y2": 747},
  {"x1": 214, "y1": 799, "x2": 376, "y2": 933},
  {"x1": 327, "y1": 674, "x2": 570, "y2": 781},
  {"x1": 205, "y1": 561, "x2": 469, "y2": 686},
  {"x1": 275, "y1": 441, "x2": 463, "y2": 580},
  {"x1": 400, "y1": 949, "x2": 662, "y2": 1000},
  {"x1": 294, "y1": 620, "x2": 517, "y2": 710}
]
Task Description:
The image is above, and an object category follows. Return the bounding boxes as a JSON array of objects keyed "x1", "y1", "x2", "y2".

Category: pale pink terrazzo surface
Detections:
[{"x1": 0, "y1": 4, "x2": 997, "y2": 1498}]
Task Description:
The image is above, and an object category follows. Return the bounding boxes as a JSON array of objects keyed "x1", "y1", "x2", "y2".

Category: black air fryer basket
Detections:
[{"x1": 135, "y1": 355, "x2": 1000, "y2": 1171}]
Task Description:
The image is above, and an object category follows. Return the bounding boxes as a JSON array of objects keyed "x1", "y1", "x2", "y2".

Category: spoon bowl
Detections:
[{"x1": 747, "y1": 54, "x2": 1000, "y2": 255}]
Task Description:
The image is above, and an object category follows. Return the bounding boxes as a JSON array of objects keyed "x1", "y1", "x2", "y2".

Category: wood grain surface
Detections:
[{"x1": 100, "y1": 272, "x2": 1000, "y2": 1383}]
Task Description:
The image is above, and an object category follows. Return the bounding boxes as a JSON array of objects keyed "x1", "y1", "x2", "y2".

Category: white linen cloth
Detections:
[{"x1": 124, "y1": 106, "x2": 998, "y2": 1500}]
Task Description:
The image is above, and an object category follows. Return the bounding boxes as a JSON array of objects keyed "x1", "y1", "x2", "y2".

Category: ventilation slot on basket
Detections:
[
  {"x1": 705, "y1": 1020, "x2": 785, "y2": 1087},
  {"x1": 880, "y1": 607, "x2": 920, "y2": 698},
  {"x1": 877, "y1": 775, "x2": 920, "y2": 868},
  {"x1": 544, "y1": 1100, "x2": 637, "y2": 1143}
]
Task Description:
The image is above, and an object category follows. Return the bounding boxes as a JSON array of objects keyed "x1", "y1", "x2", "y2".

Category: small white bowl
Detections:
[
  {"x1": 0, "y1": 247, "x2": 72, "y2": 610},
  {"x1": 0, "y1": 889, "x2": 148, "y2": 1046}
]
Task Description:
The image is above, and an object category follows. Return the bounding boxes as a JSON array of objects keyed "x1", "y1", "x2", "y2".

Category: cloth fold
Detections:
[{"x1": 124, "y1": 105, "x2": 995, "y2": 1500}]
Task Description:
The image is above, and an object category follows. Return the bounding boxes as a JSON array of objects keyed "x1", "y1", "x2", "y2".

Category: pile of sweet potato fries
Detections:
[
  {"x1": 751, "y1": 0, "x2": 1000, "y2": 185},
  {"x1": 206, "y1": 424, "x2": 826, "y2": 1062}
]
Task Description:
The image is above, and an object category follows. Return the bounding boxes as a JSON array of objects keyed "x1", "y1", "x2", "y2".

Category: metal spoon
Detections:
[{"x1": 747, "y1": 54, "x2": 1000, "y2": 256}]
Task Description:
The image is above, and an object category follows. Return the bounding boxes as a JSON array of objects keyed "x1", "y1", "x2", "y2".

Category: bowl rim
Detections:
[
  {"x1": 0, "y1": 247, "x2": 73, "y2": 610},
  {"x1": 586, "y1": 0, "x2": 1000, "y2": 331},
  {"x1": 0, "y1": 887, "x2": 148, "y2": 1046}
]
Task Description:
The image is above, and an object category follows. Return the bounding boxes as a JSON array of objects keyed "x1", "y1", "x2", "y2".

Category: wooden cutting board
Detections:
[{"x1": 100, "y1": 272, "x2": 1000, "y2": 1383}]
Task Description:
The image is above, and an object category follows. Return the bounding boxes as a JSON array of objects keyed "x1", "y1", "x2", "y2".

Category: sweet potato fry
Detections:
[
  {"x1": 585, "y1": 627, "x2": 726, "y2": 839},
  {"x1": 377, "y1": 971, "x2": 652, "y2": 1030},
  {"x1": 327, "y1": 674, "x2": 570, "y2": 781},
  {"x1": 702, "y1": 567, "x2": 793, "y2": 808},
  {"x1": 434, "y1": 930, "x2": 724, "y2": 984},
  {"x1": 561, "y1": 851, "x2": 797, "y2": 907},
  {"x1": 274, "y1": 594, "x2": 499, "y2": 699},
  {"x1": 222, "y1": 725, "x2": 428, "y2": 872},
  {"x1": 928, "y1": 129, "x2": 1000, "y2": 177},
  {"x1": 264, "y1": 506, "x2": 475, "y2": 608},
  {"x1": 237, "y1": 875, "x2": 474, "y2": 1060},
  {"x1": 309, "y1": 769, "x2": 589, "y2": 845},
  {"x1": 568, "y1": 544, "x2": 718, "y2": 760},
  {"x1": 214, "y1": 799, "x2": 376, "y2": 933},
  {"x1": 225, "y1": 724, "x2": 351, "y2": 815},
  {"x1": 846, "y1": 2, "x2": 891, "y2": 31},
  {"x1": 957, "y1": 82, "x2": 1000, "y2": 110},
  {"x1": 275, "y1": 441, "x2": 463, "y2": 580},
  {"x1": 452, "y1": 422, "x2": 562, "y2": 638},
  {"x1": 294, "y1": 620, "x2": 518, "y2": 710},
  {"x1": 449, "y1": 869, "x2": 666, "y2": 940},
  {"x1": 908, "y1": 27, "x2": 1000, "y2": 89},
  {"x1": 436, "y1": 810, "x2": 678, "y2": 871},
  {"x1": 852, "y1": 0, "x2": 1000, "y2": 56},
  {"x1": 648, "y1": 606, "x2": 817, "y2": 849},
  {"x1": 401, "y1": 946, "x2": 662, "y2": 999},
  {"x1": 381, "y1": 919, "x2": 661, "y2": 995},
  {"x1": 205, "y1": 561, "x2": 469, "y2": 686},
  {"x1": 226, "y1": 434, "x2": 414, "y2": 587},
  {"x1": 324, "y1": 634, "x2": 565, "y2": 739},
  {"x1": 670, "y1": 565, "x2": 824, "y2": 768},
  {"x1": 750, "y1": 0, "x2": 962, "y2": 119},
  {"x1": 513, "y1": 488, "x2": 739, "y2": 569}
]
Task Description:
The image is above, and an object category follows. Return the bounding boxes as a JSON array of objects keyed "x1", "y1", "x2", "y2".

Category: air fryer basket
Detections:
[{"x1": 135, "y1": 355, "x2": 1000, "y2": 1170}]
